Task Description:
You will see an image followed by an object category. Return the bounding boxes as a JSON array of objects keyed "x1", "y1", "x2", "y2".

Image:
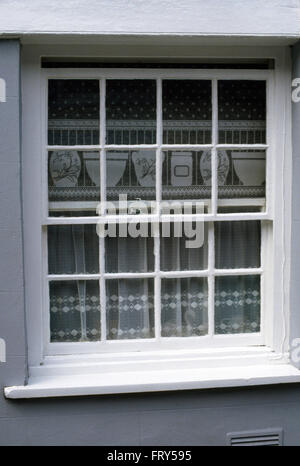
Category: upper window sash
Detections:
[{"x1": 43, "y1": 68, "x2": 273, "y2": 223}]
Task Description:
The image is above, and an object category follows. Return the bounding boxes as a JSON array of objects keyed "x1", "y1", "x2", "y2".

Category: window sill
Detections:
[{"x1": 5, "y1": 347, "x2": 300, "y2": 399}]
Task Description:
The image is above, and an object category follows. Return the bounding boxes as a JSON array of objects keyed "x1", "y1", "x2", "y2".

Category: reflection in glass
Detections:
[
  {"x1": 161, "y1": 278, "x2": 208, "y2": 337},
  {"x1": 48, "y1": 80, "x2": 99, "y2": 145},
  {"x1": 106, "y1": 279, "x2": 154, "y2": 340},
  {"x1": 50, "y1": 280, "x2": 100, "y2": 342},
  {"x1": 163, "y1": 80, "x2": 212, "y2": 144},
  {"x1": 215, "y1": 275, "x2": 260, "y2": 334},
  {"x1": 106, "y1": 80, "x2": 156, "y2": 144}
]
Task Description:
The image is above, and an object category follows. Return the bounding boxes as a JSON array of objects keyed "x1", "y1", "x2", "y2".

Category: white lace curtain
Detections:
[{"x1": 49, "y1": 221, "x2": 260, "y2": 341}]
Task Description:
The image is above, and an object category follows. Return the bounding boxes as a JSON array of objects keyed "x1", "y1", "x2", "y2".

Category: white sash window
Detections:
[
  {"x1": 43, "y1": 68, "x2": 272, "y2": 355},
  {"x1": 13, "y1": 48, "x2": 295, "y2": 398}
]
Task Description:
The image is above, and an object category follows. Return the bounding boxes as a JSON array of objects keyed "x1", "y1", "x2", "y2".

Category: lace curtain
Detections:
[
  {"x1": 48, "y1": 78, "x2": 264, "y2": 342},
  {"x1": 49, "y1": 221, "x2": 260, "y2": 341}
]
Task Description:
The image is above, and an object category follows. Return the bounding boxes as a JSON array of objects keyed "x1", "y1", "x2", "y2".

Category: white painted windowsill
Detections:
[{"x1": 5, "y1": 347, "x2": 300, "y2": 399}]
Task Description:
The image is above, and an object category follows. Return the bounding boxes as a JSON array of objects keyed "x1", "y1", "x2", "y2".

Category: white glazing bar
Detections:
[
  {"x1": 266, "y1": 76, "x2": 273, "y2": 217},
  {"x1": 105, "y1": 272, "x2": 156, "y2": 279},
  {"x1": 99, "y1": 158, "x2": 106, "y2": 215},
  {"x1": 44, "y1": 212, "x2": 271, "y2": 225},
  {"x1": 161, "y1": 144, "x2": 213, "y2": 150},
  {"x1": 154, "y1": 78, "x2": 163, "y2": 341},
  {"x1": 208, "y1": 222, "x2": 215, "y2": 337},
  {"x1": 159, "y1": 270, "x2": 209, "y2": 278},
  {"x1": 100, "y1": 236, "x2": 106, "y2": 342},
  {"x1": 42, "y1": 227, "x2": 51, "y2": 350},
  {"x1": 156, "y1": 78, "x2": 163, "y2": 211},
  {"x1": 46, "y1": 143, "x2": 268, "y2": 151},
  {"x1": 44, "y1": 280, "x2": 51, "y2": 350},
  {"x1": 48, "y1": 271, "x2": 208, "y2": 280},
  {"x1": 104, "y1": 144, "x2": 158, "y2": 150},
  {"x1": 47, "y1": 274, "x2": 101, "y2": 281},
  {"x1": 212, "y1": 79, "x2": 218, "y2": 217},
  {"x1": 209, "y1": 79, "x2": 218, "y2": 337},
  {"x1": 47, "y1": 145, "x2": 101, "y2": 151},
  {"x1": 216, "y1": 144, "x2": 268, "y2": 149},
  {"x1": 214, "y1": 268, "x2": 263, "y2": 276},
  {"x1": 42, "y1": 79, "x2": 49, "y2": 218},
  {"x1": 46, "y1": 268, "x2": 262, "y2": 281},
  {"x1": 260, "y1": 225, "x2": 266, "y2": 342},
  {"x1": 100, "y1": 78, "x2": 106, "y2": 216},
  {"x1": 154, "y1": 222, "x2": 161, "y2": 340},
  {"x1": 99, "y1": 78, "x2": 107, "y2": 342}
]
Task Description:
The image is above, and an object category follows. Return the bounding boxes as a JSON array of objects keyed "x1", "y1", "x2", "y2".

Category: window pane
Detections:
[
  {"x1": 163, "y1": 80, "x2": 212, "y2": 144},
  {"x1": 106, "y1": 150, "x2": 156, "y2": 207},
  {"x1": 50, "y1": 280, "x2": 100, "y2": 342},
  {"x1": 106, "y1": 279, "x2": 154, "y2": 340},
  {"x1": 160, "y1": 223, "x2": 208, "y2": 271},
  {"x1": 48, "y1": 150, "x2": 100, "y2": 215},
  {"x1": 106, "y1": 80, "x2": 156, "y2": 144},
  {"x1": 218, "y1": 80, "x2": 266, "y2": 144},
  {"x1": 48, "y1": 225, "x2": 99, "y2": 274},
  {"x1": 215, "y1": 221, "x2": 261, "y2": 269},
  {"x1": 105, "y1": 232, "x2": 154, "y2": 273},
  {"x1": 215, "y1": 275, "x2": 260, "y2": 334},
  {"x1": 48, "y1": 80, "x2": 99, "y2": 145},
  {"x1": 217, "y1": 150, "x2": 266, "y2": 212},
  {"x1": 162, "y1": 151, "x2": 211, "y2": 208},
  {"x1": 161, "y1": 278, "x2": 208, "y2": 337}
]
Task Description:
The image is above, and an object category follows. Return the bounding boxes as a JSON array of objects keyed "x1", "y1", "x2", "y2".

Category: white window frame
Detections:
[
  {"x1": 7, "y1": 44, "x2": 296, "y2": 399},
  {"x1": 43, "y1": 67, "x2": 271, "y2": 356}
]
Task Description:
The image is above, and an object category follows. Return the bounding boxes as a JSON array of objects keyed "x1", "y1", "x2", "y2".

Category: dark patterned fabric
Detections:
[
  {"x1": 163, "y1": 80, "x2": 212, "y2": 121},
  {"x1": 106, "y1": 80, "x2": 156, "y2": 120},
  {"x1": 218, "y1": 80, "x2": 266, "y2": 121},
  {"x1": 48, "y1": 80, "x2": 99, "y2": 120},
  {"x1": 48, "y1": 79, "x2": 265, "y2": 122}
]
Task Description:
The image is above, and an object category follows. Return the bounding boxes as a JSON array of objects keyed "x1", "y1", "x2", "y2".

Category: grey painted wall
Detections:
[
  {"x1": 0, "y1": 0, "x2": 299, "y2": 37},
  {"x1": 1, "y1": 39, "x2": 300, "y2": 446},
  {"x1": 0, "y1": 40, "x2": 27, "y2": 389},
  {"x1": 2, "y1": 385, "x2": 300, "y2": 446},
  {"x1": 290, "y1": 42, "x2": 300, "y2": 366}
]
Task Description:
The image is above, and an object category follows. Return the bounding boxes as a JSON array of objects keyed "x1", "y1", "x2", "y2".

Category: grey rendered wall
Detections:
[
  {"x1": 2, "y1": 39, "x2": 300, "y2": 446},
  {"x1": 0, "y1": 40, "x2": 26, "y2": 387},
  {"x1": 2, "y1": 385, "x2": 300, "y2": 446},
  {"x1": 291, "y1": 42, "x2": 300, "y2": 361},
  {"x1": 0, "y1": 0, "x2": 299, "y2": 37}
]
